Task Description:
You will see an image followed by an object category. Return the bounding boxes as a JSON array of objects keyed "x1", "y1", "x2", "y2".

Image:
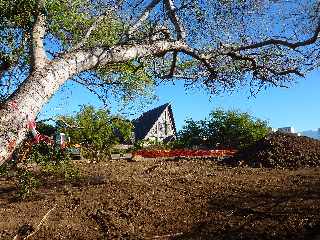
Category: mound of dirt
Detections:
[{"x1": 240, "y1": 132, "x2": 320, "y2": 168}]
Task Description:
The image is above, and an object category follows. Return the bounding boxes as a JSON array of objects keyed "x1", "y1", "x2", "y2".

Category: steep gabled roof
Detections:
[{"x1": 133, "y1": 103, "x2": 176, "y2": 140}]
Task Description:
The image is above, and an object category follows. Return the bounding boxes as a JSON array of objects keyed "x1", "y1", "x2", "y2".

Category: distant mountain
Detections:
[{"x1": 299, "y1": 129, "x2": 320, "y2": 140}]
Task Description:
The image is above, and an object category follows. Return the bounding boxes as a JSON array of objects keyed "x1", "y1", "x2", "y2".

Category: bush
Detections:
[
  {"x1": 27, "y1": 142, "x2": 80, "y2": 180},
  {"x1": 178, "y1": 109, "x2": 270, "y2": 150},
  {"x1": 11, "y1": 141, "x2": 79, "y2": 199},
  {"x1": 133, "y1": 139, "x2": 175, "y2": 151},
  {"x1": 36, "y1": 122, "x2": 56, "y2": 136},
  {"x1": 27, "y1": 142, "x2": 68, "y2": 164},
  {"x1": 16, "y1": 169, "x2": 40, "y2": 199},
  {"x1": 58, "y1": 105, "x2": 133, "y2": 161},
  {"x1": 177, "y1": 119, "x2": 206, "y2": 148},
  {"x1": 41, "y1": 160, "x2": 80, "y2": 181}
]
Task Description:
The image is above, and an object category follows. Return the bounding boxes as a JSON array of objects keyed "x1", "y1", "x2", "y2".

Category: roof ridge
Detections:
[{"x1": 133, "y1": 103, "x2": 171, "y2": 140}]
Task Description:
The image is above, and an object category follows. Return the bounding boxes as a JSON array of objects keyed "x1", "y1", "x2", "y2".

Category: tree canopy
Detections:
[
  {"x1": 178, "y1": 109, "x2": 270, "y2": 150},
  {"x1": 1, "y1": 0, "x2": 319, "y2": 102},
  {"x1": 1, "y1": 0, "x2": 320, "y2": 164}
]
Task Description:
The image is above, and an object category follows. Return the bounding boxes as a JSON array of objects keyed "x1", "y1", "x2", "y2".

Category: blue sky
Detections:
[{"x1": 39, "y1": 69, "x2": 320, "y2": 132}]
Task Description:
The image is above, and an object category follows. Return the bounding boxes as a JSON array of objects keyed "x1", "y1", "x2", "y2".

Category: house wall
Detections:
[{"x1": 145, "y1": 107, "x2": 175, "y2": 141}]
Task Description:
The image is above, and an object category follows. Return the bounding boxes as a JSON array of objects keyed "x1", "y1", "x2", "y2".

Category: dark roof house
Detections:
[{"x1": 133, "y1": 103, "x2": 177, "y2": 142}]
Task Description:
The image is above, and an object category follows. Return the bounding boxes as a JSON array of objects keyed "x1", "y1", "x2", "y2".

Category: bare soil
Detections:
[
  {"x1": 0, "y1": 159, "x2": 320, "y2": 240},
  {"x1": 239, "y1": 133, "x2": 320, "y2": 168}
]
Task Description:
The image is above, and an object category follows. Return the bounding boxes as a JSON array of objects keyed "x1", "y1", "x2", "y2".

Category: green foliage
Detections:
[
  {"x1": 0, "y1": 163, "x2": 9, "y2": 177},
  {"x1": 59, "y1": 105, "x2": 133, "y2": 161},
  {"x1": 28, "y1": 142, "x2": 68, "y2": 164},
  {"x1": 0, "y1": 0, "x2": 124, "y2": 49},
  {"x1": 12, "y1": 141, "x2": 80, "y2": 199},
  {"x1": 0, "y1": 0, "x2": 37, "y2": 28},
  {"x1": 0, "y1": 0, "x2": 155, "y2": 103},
  {"x1": 133, "y1": 139, "x2": 178, "y2": 151},
  {"x1": 45, "y1": 0, "x2": 124, "y2": 48},
  {"x1": 16, "y1": 169, "x2": 40, "y2": 200},
  {"x1": 15, "y1": 159, "x2": 79, "y2": 200},
  {"x1": 0, "y1": 0, "x2": 318, "y2": 103},
  {"x1": 27, "y1": 142, "x2": 80, "y2": 181},
  {"x1": 178, "y1": 109, "x2": 270, "y2": 150},
  {"x1": 41, "y1": 160, "x2": 80, "y2": 181},
  {"x1": 206, "y1": 109, "x2": 270, "y2": 149},
  {"x1": 36, "y1": 122, "x2": 56, "y2": 136},
  {"x1": 177, "y1": 119, "x2": 206, "y2": 148},
  {"x1": 97, "y1": 60, "x2": 156, "y2": 104},
  {"x1": 134, "y1": 139, "x2": 166, "y2": 151}
]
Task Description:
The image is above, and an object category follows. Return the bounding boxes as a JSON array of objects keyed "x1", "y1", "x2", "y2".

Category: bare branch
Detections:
[
  {"x1": 179, "y1": 48, "x2": 217, "y2": 78},
  {"x1": 128, "y1": 0, "x2": 161, "y2": 36},
  {"x1": 161, "y1": 51, "x2": 177, "y2": 78},
  {"x1": 225, "y1": 51, "x2": 257, "y2": 68},
  {"x1": 235, "y1": 22, "x2": 320, "y2": 51},
  {"x1": 152, "y1": 232, "x2": 183, "y2": 239},
  {"x1": 226, "y1": 51, "x2": 304, "y2": 78},
  {"x1": 265, "y1": 67, "x2": 305, "y2": 77},
  {"x1": 164, "y1": 0, "x2": 186, "y2": 40},
  {"x1": 73, "y1": 75, "x2": 110, "y2": 106}
]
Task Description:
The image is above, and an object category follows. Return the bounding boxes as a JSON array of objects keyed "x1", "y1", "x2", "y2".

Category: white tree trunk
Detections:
[{"x1": 0, "y1": 40, "x2": 187, "y2": 165}]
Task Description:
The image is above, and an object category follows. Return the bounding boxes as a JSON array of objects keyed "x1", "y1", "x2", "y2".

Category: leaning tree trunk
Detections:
[
  {"x1": 0, "y1": 49, "x2": 107, "y2": 165},
  {"x1": 0, "y1": 40, "x2": 187, "y2": 165},
  {"x1": 0, "y1": 58, "x2": 80, "y2": 165},
  {"x1": 0, "y1": 48, "x2": 108, "y2": 165}
]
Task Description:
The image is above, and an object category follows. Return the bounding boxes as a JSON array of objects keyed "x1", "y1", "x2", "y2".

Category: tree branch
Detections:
[
  {"x1": 226, "y1": 51, "x2": 304, "y2": 78},
  {"x1": 128, "y1": 0, "x2": 161, "y2": 37},
  {"x1": 31, "y1": 0, "x2": 48, "y2": 69},
  {"x1": 161, "y1": 51, "x2": 178, "y2": 78},
  {"x1": 179, "y1": 48, "x2": 217, "y2": 78},
  {"x1": 164, "y1": 0, "x2": 186, "y2": 40},
  {"x1": 71, "y1": 17, "x2": 106, "y2": 51},
  {"x1": 265, "y1": 67, "x2": 305, "y2": 77},
  {"x1": 73, "y1": 40, "x2": 189, "y2": 69},
  {"x1": 235, "y1": 22, "x2": 320, "y2": 51},
  {"x1": 70, "y1": 9, "x2": 115, "y2": 52},
  {"x1": 225, "y1": 51, "x2": 257, "y2": 68}
]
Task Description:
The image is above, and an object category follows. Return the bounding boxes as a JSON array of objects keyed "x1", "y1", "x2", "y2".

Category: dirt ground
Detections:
[{"x1": 0, "y1": 159, "x2": 320, "y2": 239}]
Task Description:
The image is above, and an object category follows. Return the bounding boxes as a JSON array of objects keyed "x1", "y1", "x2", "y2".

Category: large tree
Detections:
[{"x1": 0, "y1": 0, "x2": 319, "y2": 164}]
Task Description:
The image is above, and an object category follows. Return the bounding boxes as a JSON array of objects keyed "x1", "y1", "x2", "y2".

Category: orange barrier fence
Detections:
[{"x1": 132, "y1": 149, "x2": 237, "y2": 158}]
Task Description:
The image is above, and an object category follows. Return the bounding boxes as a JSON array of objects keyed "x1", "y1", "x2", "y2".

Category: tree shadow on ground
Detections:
[
  {"x1": 0, "y1": 173, "x2": 108, "y2": 207},
  {"x1": 174, "y1": 181, "x2": 320, "y2": 240}
]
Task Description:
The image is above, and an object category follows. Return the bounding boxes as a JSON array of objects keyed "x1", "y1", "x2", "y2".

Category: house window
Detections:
[
  {"x1": 159, "y1": 122, "x2": 164, "y2": 133},
  {"x1": 164, "y1": 122, "x2": 168, "y2": 135}
]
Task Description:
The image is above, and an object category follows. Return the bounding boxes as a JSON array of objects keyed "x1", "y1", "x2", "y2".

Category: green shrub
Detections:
[
  {"x1": 177, "y1": 119, "x2": 205, "y2": 148},
  {"x1": 58, "y1": 105, "x2": 133, "y2": 161},
  {"x1": 27, "y1": 142, "x2": 80, "y2": 181},
  {"x1": 15, "y1": 142, "x2": 80, "y2": 199},
  {"x1": 27, "y1": 141, "x2": 70, "y2": 163},
  {"x1": 0, "y1": 163, "x2": 9, "y2": 177},
  {"x1": 41, "y1": 160, "x2": 80, "y2": 181},
  {"x1": 133, "y1": 139, "x2": 176, "y2": 151},
  {"x1": 178, "y1": 109, "x2": 270, "y2": 150},
  {"x1": 16, "y1": 169, "x2": 40, "y2": 200}
]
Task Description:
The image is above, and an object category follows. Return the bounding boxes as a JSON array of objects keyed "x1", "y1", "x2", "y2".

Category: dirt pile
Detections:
[{"x1": 240, "y1": 132, "x2": 320, "y2": 168}]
